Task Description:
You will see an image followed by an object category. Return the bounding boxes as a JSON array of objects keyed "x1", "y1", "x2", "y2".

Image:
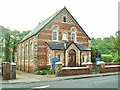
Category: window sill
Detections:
[
  {"x1": 62, "y1": 22, "x2": 67, "y2": 24},
  {"x1": 52, "y1": 40, "x2": 59, "y2": 42},
  {"x1": 62, "y1": 39, "x2": 68, "y2": 41}
]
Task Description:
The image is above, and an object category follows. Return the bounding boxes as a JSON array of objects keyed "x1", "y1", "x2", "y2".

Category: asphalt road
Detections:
[{"x1": 2, "y1": 75, "x2": 120, "y2": 89}]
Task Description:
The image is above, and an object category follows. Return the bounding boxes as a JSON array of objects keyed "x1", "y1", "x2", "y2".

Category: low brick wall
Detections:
[
  {"x1": 62, "y1": 67, "x2": 90, "y2": 76},
  {"x1": 104, "y1": 65, "x2": 120, "y2": 72}
]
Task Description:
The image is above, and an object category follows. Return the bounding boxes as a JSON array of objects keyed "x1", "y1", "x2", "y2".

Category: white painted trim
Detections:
[
  {"x1": 105, "y1": 65, "x2": 120, "y2": 68},
  {"x1": 62, "y1": 67, "x2": 88, "y2": 70}
]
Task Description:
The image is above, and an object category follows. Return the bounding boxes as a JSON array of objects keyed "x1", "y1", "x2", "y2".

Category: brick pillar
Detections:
[
  {"x1": 2, "y1": 62, "x2": 16, "y2": 80},
  {"x1": 99, "y1": 61, "x2": 105, "y2": 73},
  {"x1": 2, "y1": 62, "x2": 10, "y2": 80},
  {"x1": 55, "y1": 62, "x2": 62, "y2": 77},
  {"x1": 86, "y1": 61, "x2": 93, "y2": 74},
  {"x1": 12, "y1": 62, "x2": 16, "y2": 79}
]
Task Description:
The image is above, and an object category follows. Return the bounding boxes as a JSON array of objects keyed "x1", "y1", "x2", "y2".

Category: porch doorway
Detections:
[{"x1": 68, "y1": 49, "x2": 76, "y2": 67}]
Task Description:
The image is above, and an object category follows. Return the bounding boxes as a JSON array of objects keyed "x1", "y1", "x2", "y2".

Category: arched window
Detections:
[
  {"x1": 58, "y1": 54, "x2": 62, "y2": 62},
  {"x1": 82, "y1": 55, "x2": 87, "y2": 63},
  {"x1": 25, "y1": 44, "x2": 28, "y2": 60},
  {"x1": 63, "y1": 16, "x2": 67, "y2": 23},
  {"x1": 72, "y1": 28, "x2": 76, "y2": 42},
  {"x1": 52, "y1": 26, "x2": 58, "y2": 41},
  {"x1": 30, "y1": 43, "x2": 33, "y2": 61},
  {"x1": 22, "y1": 47, "x2": 24, "y2": 61},
  {"x1": 62, "y1": 33, "x2": 67, "y2": 40}
]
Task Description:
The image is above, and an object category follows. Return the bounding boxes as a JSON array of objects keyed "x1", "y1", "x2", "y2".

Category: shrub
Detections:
[
  {"x1": 112, "y1": 53, "x2": 120, "y2": 63},
  {"x1": 34, "y1": 69, "x2": 55, "y2": 75},
  {"x1": 101, "y1": 54, "x2": 113, "y2": 63},
  {"x1": 41, "y1": 65, "x2": 50, "y2": 70}
]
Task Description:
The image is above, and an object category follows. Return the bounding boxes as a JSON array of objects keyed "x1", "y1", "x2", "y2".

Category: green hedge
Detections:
[
  {"x1": 34, "y1": 69, "x2": 55, "y2": 75},
  {"x1": 101, "y1": 54, "x2": 113, "y2": 63}
]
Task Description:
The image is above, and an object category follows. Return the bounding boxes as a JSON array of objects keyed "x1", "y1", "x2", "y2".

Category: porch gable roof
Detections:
[{"x1": 45, "y1": 41, "x2": 91, "y2": 51}]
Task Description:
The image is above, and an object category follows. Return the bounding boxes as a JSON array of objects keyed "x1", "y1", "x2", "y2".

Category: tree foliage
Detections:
[
  {"x1": 111, "y1": 30, "x2": 120, "y2": 63},
  {"x1": 91, "y1": 37, "x2": 112, "y2": 54},
  {"x1": 0, "y1": 25, "x2": 31, "y2": 62},
  {"x1": 91, "y1": 30, "x2": 120, "y2": 63}
]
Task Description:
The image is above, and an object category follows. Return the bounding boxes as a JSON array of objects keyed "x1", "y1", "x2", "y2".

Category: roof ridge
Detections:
[{"x1": 20, "y1": 8, "x2": 64, "y2": 43}]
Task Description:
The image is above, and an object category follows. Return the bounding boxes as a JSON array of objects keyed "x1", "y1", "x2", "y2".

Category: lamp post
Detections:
[{"x1": 10, "y1": 48, "x2": 13, "y2": 80}]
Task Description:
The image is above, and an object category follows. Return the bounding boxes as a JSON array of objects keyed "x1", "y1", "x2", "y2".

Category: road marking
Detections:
[{"x1": 30, "y1": 85, "x2": 50, "y2": 89}]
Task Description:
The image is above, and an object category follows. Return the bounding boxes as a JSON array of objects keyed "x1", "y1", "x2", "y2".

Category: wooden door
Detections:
[{"x1": 68, "y1": 49, "x2": 76, "y2": 67}]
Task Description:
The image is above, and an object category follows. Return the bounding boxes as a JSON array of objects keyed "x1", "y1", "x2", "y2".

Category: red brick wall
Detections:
[
  {"x1": 62, "y1": 68, "x2": 90, "y2": 76},
  {"x1": 105, "y1": 66, "x2": 120, "y2": 72},
  {"x1": 17, "y1": 37, "x2": 35, "y2": 73}
]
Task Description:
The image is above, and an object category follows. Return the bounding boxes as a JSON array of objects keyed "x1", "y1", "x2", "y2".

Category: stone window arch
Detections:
[
  {"x1": 71, "y1": 27, "x2": 77, "y2": 42},
  {"x1": 52, "y1": 25, "x2": 59, "y2": 41},
  {"x1": 62, "y1": 32, "x2": 68, "y2": 40},
  {"x1": 25, "y1": 44, "x2": 28, "y2": 61}
]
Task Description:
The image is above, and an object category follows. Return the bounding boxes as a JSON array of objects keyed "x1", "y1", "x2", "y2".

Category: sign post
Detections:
[{"x1": 10, "y1": 48, "x2": 13, "y2": 80}]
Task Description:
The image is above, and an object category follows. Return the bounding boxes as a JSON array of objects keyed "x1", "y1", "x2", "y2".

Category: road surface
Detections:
[{"x1": 2, "y1": 75, "x2": 119, "y2": 89}]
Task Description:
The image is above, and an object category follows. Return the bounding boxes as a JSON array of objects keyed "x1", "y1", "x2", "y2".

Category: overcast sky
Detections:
[{"x1": 0, "y1": 0, "x2": 118, "y2": 38}]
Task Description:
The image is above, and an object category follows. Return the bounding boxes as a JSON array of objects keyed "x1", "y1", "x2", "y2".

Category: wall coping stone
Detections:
[
  {"x1": 105, "y1": 65, "x2": 120, "y2": 68},
  {"x1": 62, "y1": 67, "x2": 89, "y2": 70},
  {"x1": 55, "y1": 62, "x2": 62, "y2": 65},
  {"x1": 11, "y1": 62, "x2": 16, "y2": 65},
  {"x1": 86, "y1": 61, "x2": 93, "y2": 64}
]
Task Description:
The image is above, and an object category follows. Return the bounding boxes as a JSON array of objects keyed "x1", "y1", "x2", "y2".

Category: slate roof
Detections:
[
  {"x1": 46, "y1": 41, "x2": 91, "y2": 51},
  {"x1": 20, "y1": 7, "x2": 91, "y2": 43},
  {"x1": 20, "y1": 8, "x2": 63, "y2": 43}
]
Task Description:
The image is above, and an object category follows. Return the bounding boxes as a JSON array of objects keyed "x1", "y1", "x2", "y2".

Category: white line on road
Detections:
[{"x1": 29, "y1": 85, "x2": 50, "y2": 89}]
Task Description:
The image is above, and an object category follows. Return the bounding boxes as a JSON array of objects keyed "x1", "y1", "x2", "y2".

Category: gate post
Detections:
[
  {"x1": 86, "y1": 61, "x2": 93, "y2": 74},
  {"x1": 12, "y1": 62, "x2": 16, "y2": 79},
  {"x1": 2, "y1": 62, "x2": 16, "y2": 80},
  {"x1": 99, "y1": 61, "x2": 105, "y2": 73},
  {"x1": 2, "y1": 62, "x2": 10, "y2": 80},
  {"x1": 55, "y1": 62, "x2": 62, "y2": 77}
]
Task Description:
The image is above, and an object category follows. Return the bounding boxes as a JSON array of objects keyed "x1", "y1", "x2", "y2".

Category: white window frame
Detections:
[
  {"x1": 62, "y1": 33, "x2": 68, "y2": 40},
  {"x1": 52, "y1": 26, "x2": 59, "y2": 41},
  {"x1": 30, "y1": 43, "x2": 33, "y2": 61},
  {"x1": 72, "y1": 28, "x2": 77, "y2": 42},
  {"x1": 62, "y1": 16, "x2": 67, "y2": 23},
  {"x1": 19, "y1": 48, "x2": 21, "y2": 61},
  {"x1": 22, "y1": 47, "x2": 24, "y2": 61},
  {"x1": 25, "y1": 44, "x2": 28, "y2": 61},
  {"x1": 48, "y1": 54, "x2": 51, "y2": 65},
  {"x1": 82, "y1": 55, "x2": 87, "y2": 64},
  {"x1": 58, "y1": 54, "x2": 62, "y2": 62}
]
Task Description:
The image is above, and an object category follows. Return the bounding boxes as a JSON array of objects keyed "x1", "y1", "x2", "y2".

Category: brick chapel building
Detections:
[{"x1": 16, "y1": 7, "x2": 91, "y2": 73}]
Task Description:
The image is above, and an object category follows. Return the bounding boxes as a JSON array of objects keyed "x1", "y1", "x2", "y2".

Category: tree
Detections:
[
  {"x1": 0, "y1": 25, "x2": 31, "y2": 62},
  {"x1": 4, "y1": 29, "x2": 11, "y2": 62},
  {"x1": 111, "y1": 30, "x2": 120, "y2": 63},
  {"x1": 91, "y1": 46, "x2": 101, "y2": 62}
]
